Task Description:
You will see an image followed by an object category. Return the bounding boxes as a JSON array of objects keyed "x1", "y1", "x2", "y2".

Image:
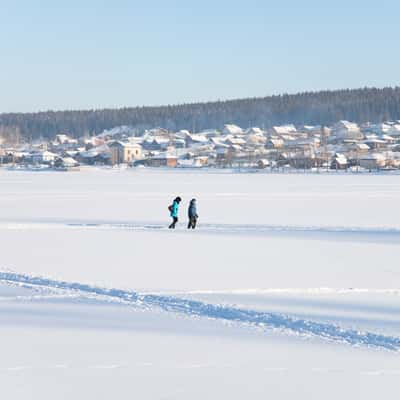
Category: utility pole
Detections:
[{"x1": 321, "y1": 125, "x2": 329, "y2": 172}]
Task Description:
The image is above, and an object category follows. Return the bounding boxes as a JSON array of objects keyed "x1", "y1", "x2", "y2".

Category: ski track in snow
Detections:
[
  {"x1": 1, "y1": 272, "x2": 400, "y2": 352},
  {"x1": 1, "y1": 220, "x2": 400, "y2": 243}
]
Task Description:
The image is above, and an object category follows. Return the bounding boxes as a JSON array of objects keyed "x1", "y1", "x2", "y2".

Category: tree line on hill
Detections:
[{"x1": 1, "y1": 87, "x2": 400, "y2": 142}]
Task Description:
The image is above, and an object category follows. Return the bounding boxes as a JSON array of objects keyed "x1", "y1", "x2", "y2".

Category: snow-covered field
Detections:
[{"x1": 0, "y1": 168, "x2": 399, "y2": 399}]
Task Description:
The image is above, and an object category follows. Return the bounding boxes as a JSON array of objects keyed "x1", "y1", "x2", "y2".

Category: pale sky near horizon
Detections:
[{"x1": 1, "y1": 0, "x2": 399, "y2": 113}]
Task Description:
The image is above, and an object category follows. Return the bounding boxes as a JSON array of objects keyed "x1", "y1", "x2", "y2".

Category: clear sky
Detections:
[{"x1": 1, "y1": 0, "x2": 399, "y2": 113}]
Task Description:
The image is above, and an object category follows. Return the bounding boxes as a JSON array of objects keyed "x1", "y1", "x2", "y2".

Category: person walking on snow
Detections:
[
  {"x1": 168, "y1": 196, "x2": 181, "y2": 229},
  {"x1": 187, "y1": 198, "x2": 198, "y2": 229}
]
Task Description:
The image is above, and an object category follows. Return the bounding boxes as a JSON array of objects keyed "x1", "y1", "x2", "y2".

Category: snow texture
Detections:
[
  {"x1": 1, "y1": 271, "x2": 400, "y2": 351},
  {"x1": 1, "y1": 169, "x2": 400, "y2": 399}
]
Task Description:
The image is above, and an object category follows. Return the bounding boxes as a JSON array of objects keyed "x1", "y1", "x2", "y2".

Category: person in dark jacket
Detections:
[
  {"x1": 187, "y1": 198, "x2": 198, "y2": 229},
  {"x1": 168, "y1": 196, "x2": 181, "y2": 229}
]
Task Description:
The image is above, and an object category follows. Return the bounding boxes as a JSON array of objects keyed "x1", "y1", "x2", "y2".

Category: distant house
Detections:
[
  {"x1": 54, "y1": 157, "x2": 80, "y2": 170},
  {"x1": 177, "y1": 156, "x2": 208, "y2": 168},
  {"x1": 142, "y1": 136, "x2": 170, "y2": 151},
  {"x1": 109, "y1": 141, "x2": 142, "y2": 165},
  {"x1": 384, "y1": 152, "x2": 400, "y2": 168},
  {"x1": 289, "y1": 153, "x2": 317, "y2": 169},
  {"x1": 141, "y1": 153, "x2": 178, "y2": 168},
  {"x1": 222, "y1": 124, "x2": 243, "y2": 135},
  {"x1": 29, "y1": 150, "x2": 57, "y2": 164},
  {"x1": 185, "y1": 133, "x2": 209, "y2": 147},
  {"x1": 359, "y1": 153, "x2": 386, "y2": 170},
  {"x1": 54, "y1": 134, "x2": 77, "y2": 145},
  {"x1": 245, "y1": 127, "x2": 264, "y2": 136},
  {"x1": 173, "y1": 138, "x2": 186, "y2": 149},
  {"x1": 225, "y1": 136, "x2": 246, "y2": 146},
  {"x1": 352, "y1": 143, "x2": 370, "y2": 152},
  {"x1": 302, "y1": 125, "x2": 321, "y2": 135},
  {"x1": 381, "y1": 134, "x2": 396, "y2": 144},
  {"x1": 332, "y1": 121, "x2": 363, "y2": 140},
  {"x1": 364, "y1": 138, "x2": 387, "y2": 150},
  {"x1": 266, "y1": 138, "x2": 284, "y2": 149},
  {"x1": 246, "y1": 133, "x2": 266, "y2": 146},
  {"x1": 270, "y1": 124, "x2": 297, "y2": 136},
  {"x1": 285, "y1": 137, "x2": 318, "y2": 149},
  {"x1": 331, "y1": 153, "x2": 348, "y2": 170},
  {"x1": 366, "y1": 123, "x2": 392, "y2": 135},
  {"x1": 0, "y1": 148, "x2": 9, "y2": 164},
  {"x1": 388, "y1": 124, "x2": 400, "y2": 138},
  {"x1": 256, "y1": 159, "x2": 270, "y2": 169},
  {"x1": 77, "y1": 144, "x2": 110, "y2": 165}
]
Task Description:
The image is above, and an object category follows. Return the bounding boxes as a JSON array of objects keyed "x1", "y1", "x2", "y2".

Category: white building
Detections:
[
  {"x1": 388, "y1": 124, "x2": 400, "y2": 137},
  {"x1": 332, "y1": 121, "x2": 363, "y2": 140},
  {"x1": 222, "y1": 124, "x2": 243, "y2": 135},
  {"x1": 30, "y1": 150, "x2": 57, "y2": 164},
  {"x1": 270, "y1": 124, "x2": 297, "y2": 136}
]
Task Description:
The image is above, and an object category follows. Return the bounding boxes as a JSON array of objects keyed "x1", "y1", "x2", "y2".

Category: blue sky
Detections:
[{"x1": 1, "y1": 0, "x2": 399, "y2": 112}]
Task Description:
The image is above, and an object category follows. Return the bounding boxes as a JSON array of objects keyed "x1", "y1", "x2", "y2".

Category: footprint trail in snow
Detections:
[{"x1": 1, "y1": 271, "x2": 400, "y2": 352}]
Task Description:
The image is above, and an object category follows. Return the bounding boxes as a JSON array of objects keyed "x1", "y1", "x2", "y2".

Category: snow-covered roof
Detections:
[
  {"x1": 335, "y1": 152, "x2": 347, "y2": 159},
  {"x1": 55, "y1": 134, "x2": 74, "y2": 143},
  {"x1": 356, "y1": 143, "x2": 370, "y2": 150},
  {"x1": 226, "y1": 136, "x2": 246, "y2": 145},
  {"x1": 30, "y1": 150, "x2": 57, "y2": 157},
  {"x1": 257, "y1": 159, "x2": 270, "y2": 166},
  {"x1": 154, "y1": 137, "x2": 170, "y2": 145},
  {"x1": 245, "y1": 127, "x2": 264, "y2": 135},
  {"x1": 211, "y1": 138, "x2": 230, "y2": 148},
  {"x1": 268, "y1": 138, "x2": 284, "y2": 146},
  {"x1": 364, "y1": 138, "x2": 386, "y2": 144},
  {"x1": 109, "y1": 141, "x2": 142, "y2": 148},
  {"x1": 335, "y1": 120, "x2": 360, "y2": 131},
  {"x1": 187, "y1": 134, "x2": 209, "y2": 143},
  {"x1": 302, "y1": 125, "x2": 321, "y2": 132},
  {"x1": 222, "y1": 124, "x2": 243, "y2": 135},
  {"x1": 370, "y1": 123, "x2": 391, "y2": 132},
  {"x1": 80, "y1": 144, "x2": 110, "y2": 158},
  {"x1": 280, "y1": 134, "x2": 296, "y2": 141},
  {"x1": 381, "y1": 134, "x2": 395, "y2": 141},
  {"x1": 271, "y1": 124, "x2": 297, "y2": 135},
  {"x1": 61, "y1": 157, "x2": 79, "y2": 166},
  {"x1": 246, "y1": 134, "x2": 266, "y2": 144},
  {"x1": 388, "y1": 125, "x2": 400, "y2": 135}
]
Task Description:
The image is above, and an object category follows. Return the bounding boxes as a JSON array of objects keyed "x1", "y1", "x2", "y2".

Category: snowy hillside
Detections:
[{"x1": 0, "y1": 169, "x2": 399, "y2": 399}]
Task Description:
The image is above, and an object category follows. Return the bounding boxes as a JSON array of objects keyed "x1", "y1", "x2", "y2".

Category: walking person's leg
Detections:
[
  {"x1": 192, "y1": 217, "x2": 197, "y2": 229},
  {"x1": 169, "y1": 217, "x2": 178, "y2": 229}
]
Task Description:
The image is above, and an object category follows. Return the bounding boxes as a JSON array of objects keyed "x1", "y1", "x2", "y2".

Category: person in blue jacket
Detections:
[
  {"x1": 187, "y1": 198, "x2": 198, "y2": 229},
  {"x1": 168, "y1": 196, "x2": 182, "y2": 229}
]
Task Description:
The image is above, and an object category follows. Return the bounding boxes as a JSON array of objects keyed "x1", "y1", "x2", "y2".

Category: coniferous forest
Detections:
[{"x1": 1, "y1": 87, "x2": 400, "y2": 141}]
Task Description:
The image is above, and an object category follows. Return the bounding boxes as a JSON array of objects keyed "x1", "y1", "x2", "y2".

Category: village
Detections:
[{"x1": 1, "y1": 120, "x2": 400, "y2": 172}]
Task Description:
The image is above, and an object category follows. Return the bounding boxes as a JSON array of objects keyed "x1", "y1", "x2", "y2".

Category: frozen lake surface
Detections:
[{"x1": 0, "y1": 169, "x2": 399, "y2": 399}]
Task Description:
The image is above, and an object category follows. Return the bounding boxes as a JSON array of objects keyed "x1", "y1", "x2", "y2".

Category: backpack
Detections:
[{"x1": 168, "y1": 204, "x2": 173, "y2": 212}]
